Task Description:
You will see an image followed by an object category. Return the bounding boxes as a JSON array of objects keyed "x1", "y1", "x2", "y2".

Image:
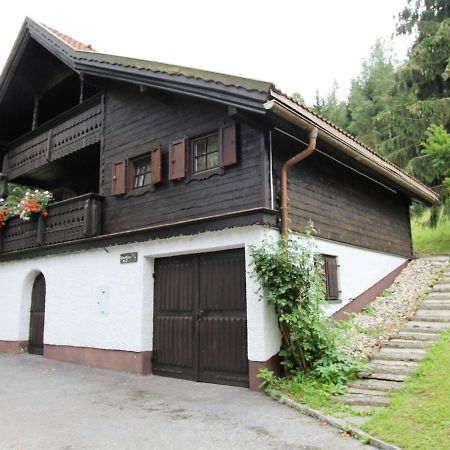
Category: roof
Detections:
[
  {"x1": 41, "y1": 24, "x2": 95, "y2": 52},
  {"x1": 0, "y1": 18, "x2": 272, "y2": 114},
  {"x1": 0, "y1": 18, "x2": 439, "y2": 205},
  {"x1": 268, "y1": 89, "x2": 439, "y2": 205}
]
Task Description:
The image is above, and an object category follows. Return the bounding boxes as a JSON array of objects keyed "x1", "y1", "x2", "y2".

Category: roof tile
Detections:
[
  {"x1": 41, "y1": 24, "x2": 95, "y2": 52},
  {"x1": 271, "y1": 88, "x2": 438, "y2": 201}
]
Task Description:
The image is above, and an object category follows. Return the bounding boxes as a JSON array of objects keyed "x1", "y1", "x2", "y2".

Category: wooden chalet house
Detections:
[{"x1": 0, "y1": 19, "x2": 438, "y2": 390}]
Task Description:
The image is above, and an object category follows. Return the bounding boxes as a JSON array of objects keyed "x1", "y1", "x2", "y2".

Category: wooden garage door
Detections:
[{"x1": 153, "y1": 249, "x2": 248, "y2": 387}]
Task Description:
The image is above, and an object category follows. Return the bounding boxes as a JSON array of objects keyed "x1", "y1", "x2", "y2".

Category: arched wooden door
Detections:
[{"x1": 29, "y1": 274, "x2": 46, "y2": 355}]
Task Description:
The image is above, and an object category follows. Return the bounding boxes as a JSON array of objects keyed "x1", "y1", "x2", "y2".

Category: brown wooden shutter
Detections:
[
  {"x1": 169, "y1": 138, "x2": 186, "y2": 180},
  {"x1": 219, "y1": 122, "x2": 237, "y2": 167},
  {"x1": 324, "y1": 255, "x2": 339, "y2": 301},
  {"x1": 112, "y1": 160, "x2": 126, "y2": 195},
  {"x1": 151, "y1": 146, "x2": 162, "y2": 184}
]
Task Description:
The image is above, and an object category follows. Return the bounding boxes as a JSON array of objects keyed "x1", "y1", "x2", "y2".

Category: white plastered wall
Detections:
[
  {"x1": 0, "y1": 225, "x2": 406, "y2": 362},
  {"x1": 312, "y1": 237, "x2": 406, "y2": 315},
  {"x1": 0, "y1": 226, "x2": 280, "y2": 362}
]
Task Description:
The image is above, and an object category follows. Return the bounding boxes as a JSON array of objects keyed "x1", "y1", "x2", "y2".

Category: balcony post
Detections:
[
  {"x1": 91, "y1": 198, "x2": 101, "y2": 236},
  {"x1": 46, "y1": 129, "x2": 53, "y2": 162},
  {"x1": 83, "y1": 198, "x2": 93, "y2": 238},
  {"x1": 1, "y1": 173, "x2": 7, "y2": 199},
  {"x1": 36, "y1": 215, "x2": 45, "y2": 246},
  {"x1": 1, "y1": 152, "x2": 8, "y2": 199}
]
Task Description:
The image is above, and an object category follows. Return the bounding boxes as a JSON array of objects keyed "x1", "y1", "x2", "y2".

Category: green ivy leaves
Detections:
[{"x1": 250, "y1": 232, "x2": 360, "y2": 384}]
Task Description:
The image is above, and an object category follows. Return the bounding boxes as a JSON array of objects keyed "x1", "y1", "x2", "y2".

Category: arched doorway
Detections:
[{"x1": 29, "y1": 274, "x2": 46, "y2": 355}]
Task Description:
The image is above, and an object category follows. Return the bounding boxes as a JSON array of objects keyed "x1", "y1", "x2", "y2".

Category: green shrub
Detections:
[{"x1": 251, "y1": 230, "x2": 360, "y2": 384}]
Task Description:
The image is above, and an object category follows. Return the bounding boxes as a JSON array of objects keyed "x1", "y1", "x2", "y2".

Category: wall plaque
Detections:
[{"x1": 120, "y1": 252, "x2": 138, "y2": 264}]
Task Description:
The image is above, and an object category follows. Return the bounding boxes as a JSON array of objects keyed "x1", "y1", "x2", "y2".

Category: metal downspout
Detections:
[{"x1": 280, "y1": 127, "x2": 318, "y2": 237}]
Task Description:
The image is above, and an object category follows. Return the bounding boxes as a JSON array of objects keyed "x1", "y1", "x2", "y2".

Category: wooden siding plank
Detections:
[
  {"x1": 101, "y1": 84, "x2": 264, "y2": 235},
  {"x1": 274, "y1": 140, "x2": 412, "y2": 257}
]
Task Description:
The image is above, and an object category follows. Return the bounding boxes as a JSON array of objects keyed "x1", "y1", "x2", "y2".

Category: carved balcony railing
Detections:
[
  {"x1": 4, "y1": 94, "x2": 104, "y2": 180},
  {"x1": 0, "y1": 193, "x2": 104, "y2": 254}
]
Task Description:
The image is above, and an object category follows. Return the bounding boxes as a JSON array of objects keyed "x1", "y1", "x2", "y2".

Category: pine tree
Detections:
[
  {"x1": 347, "y1": 40, "x2": 398, "y2": 151},
  {"x1": 312, "y1": 81, "x2": 349, "y2": 130}
]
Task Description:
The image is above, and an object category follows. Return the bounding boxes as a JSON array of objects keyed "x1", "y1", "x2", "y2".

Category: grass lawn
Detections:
[
  {"x1": 362, "y1": 330, "x2": 450, "y2": 450},
  {"x1": 411, "y1": 216, "x2": 450, "y2": 255}
]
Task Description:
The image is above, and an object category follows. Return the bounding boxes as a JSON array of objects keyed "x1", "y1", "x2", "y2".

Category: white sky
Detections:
[{"x1": 0, "y1": 0, "x2": 412, "y2": 104}]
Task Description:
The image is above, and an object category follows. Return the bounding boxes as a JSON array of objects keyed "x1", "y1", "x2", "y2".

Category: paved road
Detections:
[{"x1": 0, "y1": 354, "x2": 373, "y2": 450}]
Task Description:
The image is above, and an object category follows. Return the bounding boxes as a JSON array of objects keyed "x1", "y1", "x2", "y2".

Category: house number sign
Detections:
[{"x1": 120, "y1": 252, "x2": 138, "y2": 264}]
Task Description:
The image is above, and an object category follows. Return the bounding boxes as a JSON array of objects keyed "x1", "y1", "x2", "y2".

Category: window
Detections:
[
  {"x1": 111, "y1": 146, "x2": 161, "y2": 196},
  {"x1": 168, "y1": 122, "x2": 237, "y2": 182},
  {"x1": 323, "y1": 255, "x2": 339, "y2": 301},
  {"x1": 131, "y1": 155, "x2": 152, "y2": 189},
  {"x1": 193, "y1": 133, "x2": 219, "y2": 173}
]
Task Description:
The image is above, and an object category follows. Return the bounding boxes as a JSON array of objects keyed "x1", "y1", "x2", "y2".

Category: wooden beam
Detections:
[
  {"x1": 79, "y1": 73, "x2": 85, "y2": 103},
  {"x1": 32, "y1": 95, "x2": 40, "y2": 130},
  {"x1": 1, "y1": 174, "x2": 8, "y2": 199}
]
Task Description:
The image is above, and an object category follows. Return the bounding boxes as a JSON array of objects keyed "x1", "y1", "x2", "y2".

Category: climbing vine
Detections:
[{"x1": 251, "y1": 230, "x2": 359, "y2": 382}]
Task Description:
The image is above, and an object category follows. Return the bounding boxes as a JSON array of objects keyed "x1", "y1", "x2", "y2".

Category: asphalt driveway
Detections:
[{"x1": 0, "y1": 354, "x2": 373, "y2": 450}]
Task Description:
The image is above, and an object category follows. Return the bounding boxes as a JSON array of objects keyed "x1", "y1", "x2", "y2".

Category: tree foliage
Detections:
[
  {"x1": 347, "y1": 40, "x2": 398, "y2": 151},
  {"x1": 296, "y1": 0, "x2": 450, "y2": 224},
  {"x1": 412, "y1": 124, "x2": 450, "y2": 224},
  {"x1": 397, "y1": 0, "x2": 450, "y2": 100},
  {"x1": 313, "y1": 81, "x2": 349, "y2": 130}
]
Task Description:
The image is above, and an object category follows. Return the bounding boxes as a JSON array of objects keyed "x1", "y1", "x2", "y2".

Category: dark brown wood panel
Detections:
[
  {"x1": 153, "y1": 256, "x2": 197, "y2": 380},
  {"x1": 0, "y1": 194, "x2": 104, "y2": 253},
  {"x1": 6, "y1": 96, "x2": 103, "y2": 181},
  {"x1": 273, "y1": 133, "x2": 413, "y2": 257},
  {"x1": 29, "y1": 273, "x2": 46, "y2": 355},
  {"x1": 324, "y1": 255, "x2": 339, "y2": 301},
  {"x1": 153, "y1": 249, "x2": 248, "y2": 387},
  {"x1": 198, "y1": 250, "x2": 248, "y2": 385},
  {"x1": 101, "y1": 84, "x2": 265, "y2": 235}
]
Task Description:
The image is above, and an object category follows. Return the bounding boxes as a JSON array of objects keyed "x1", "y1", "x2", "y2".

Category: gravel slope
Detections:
[{"x1": 338, "y1": 257, "x2": 450, "y2": 360}]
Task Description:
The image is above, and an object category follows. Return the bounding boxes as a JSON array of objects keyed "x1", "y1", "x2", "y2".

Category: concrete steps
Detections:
[
  {"x1": 426, "y1": 292, "x2": 450, "y2": 300},
  {"x1": 397, "y1": 331, "x2": 439, "y2": 341},
  {"x1": 420, "y1": 302, "x2": 450, "y2": 310},
  {"x1": 358, "y1": 372, "x2": 409, "y2": 382},
  {"x1": 333, "y1": 264, "x2": 450, "y2": 413},
  {"x1": 348, "y1": 405, "x2": 383, "y2": 414},
  {"x1": 413, "y1": 312, "x2": 450, "y2": 322},
  {"x1": 347, "y1": 379, "x2": 403, "y2": 393},
  {"x1": 359, "y1": 360, "x2": 417, "y2": 381},
  {"x1": 376, "y1": 347, "x2": 426, "y2": 361},
  {"x1": 347, "y1": 387, "x2": 390, "y2": 397},
  {"x1": 403, "y1": 321, "x2": 449, "y2": 333},
  {"x1": 431, "y1": 283, "x2": 450, "y2": 292},
  {"x1": 384, "y1": 338, "x2": 432, "y2": 349},
  {"x1": 337, "y1": 393, "x2": 390, "y2": 407}
]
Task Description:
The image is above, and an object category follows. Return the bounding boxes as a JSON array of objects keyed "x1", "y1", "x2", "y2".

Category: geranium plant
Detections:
[{"x1": 17, "y1": 190, "x2": 54, "y2": 221}]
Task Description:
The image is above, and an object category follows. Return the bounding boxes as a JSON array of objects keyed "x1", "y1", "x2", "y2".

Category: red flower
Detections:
[{"x1": 42, "y1": 211, "x2": 49, "y2": 218}]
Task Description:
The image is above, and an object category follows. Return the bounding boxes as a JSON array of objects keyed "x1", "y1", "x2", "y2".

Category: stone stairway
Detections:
[{"x1": 336, "y1": 266, "x2": 450, "y2": 417}]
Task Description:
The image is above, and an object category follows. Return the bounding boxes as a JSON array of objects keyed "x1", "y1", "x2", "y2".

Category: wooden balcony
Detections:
[
  {"x1": 0, "y1": 193, "x2": 103, "y2": 254},
  {"x1": 4, "y1": 94, "x2": 104, "y2": 180}
]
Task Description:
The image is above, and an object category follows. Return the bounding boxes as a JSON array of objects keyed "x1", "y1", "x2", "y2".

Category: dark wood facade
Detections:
[
  {"x1": 0, "y1": 75, "x2": 414, "y2": 258},
  {"x1": 272, "y1": 132, "x2": 413, "y2": 257},
  {"x1": 0, "y1": 21, "x2": 421, "y2": 260},
  {"x1": 100, "y1": 83, "x2": 266, "y2": 235}
]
